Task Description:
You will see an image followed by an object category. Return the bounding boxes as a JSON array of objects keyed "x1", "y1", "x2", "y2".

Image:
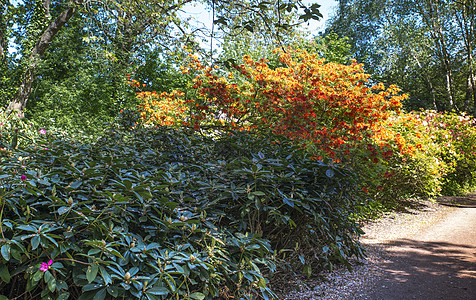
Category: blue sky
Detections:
[
  {"x1": 183, "y1": 0, "x2": 337, "y2": 33},
  {"x1": 182, "y1": 0, "x2": 338, "y2": 51},
  {"x1": 301, "y1": 0, "x2": 338, "y2": 32}
]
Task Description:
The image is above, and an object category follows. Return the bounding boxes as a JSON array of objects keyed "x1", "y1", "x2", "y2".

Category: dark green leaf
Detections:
[
  {"x1": 1, "y1": 244, "x2": 11, "y2": 261},
  {"x1": 99, "y1": 265, "x2": 112, "y2": 285},
  {"x1": 16, "y1": 225, "x2": 37, "y2": 232},
  {"x1": 86, "y1": 264, "x2": 99, "y2": 283},
  {"x1": 246, "y1": 244, "x2": 261, "y2": 250},
  {"x1": 48, "y1": 277, "x2": 57, "y2": 292},
  {"x1": 283, "y1": 197, "x2": 294, "y2": 207},
  {"x1": 0, "y1": 265, "x2": 11, "y2": 283},
  {"x1": 107, "y1": 248, "x2": 125, "y2": 260},
  {"x1": 33, "y1": 270, "x2": 43, "y2": 282},
  {"x1": 146, "y1": 294, "x2": 160, "y2": 300},
  {"x1": 57, "y1": 292, "x2": 70, "y2": 300},
  {"x1": 11, "y1": 134, "x2": 18, "y2": 149},
  {"x1": 70, "y1": 181, "x2": 82, "y2": 189},
  {"x1": 92, "y1": 288, "x2": 107, "y2": 300},
  {"x1": 107, "y1": 286, "x2": 119, "y2": 297},
  {"x1": 44, "y1": 270, "x2": 54, "y2": 283},
  {"x1": 146, "y1": 287, "x2": 169, "y2": 296},
  {"x1": 43, "y1": 234, "x2": 59, "y2": 247},
  {"x1": 190, "y1": 292, "x2": 206, "y2": 299},
  {"x1": 31, "y1": 235, "x2": 40, "y2": 250},
  {"x1": 58, "y1": 206, "x2": 70, "y2": 215},
  {"x1": 252, "y1": 191, "x2": 266, "y2": 196},
  {"x1": 82, "y1": 283, "x2": 103, "y2": 292},
  {"x1": 56, "y1": 280, "x2": 68, "y2": 290}
]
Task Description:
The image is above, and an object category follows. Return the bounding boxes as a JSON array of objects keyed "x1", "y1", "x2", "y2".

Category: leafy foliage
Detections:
[
  {"x1": 359, "y1": 112, "x2": 448, "y2": 209},
  {"x1": 0, "y1": 114, "x2": 365, "y2": 299},
  {"x1": 414, "y1": 111, "x2": 476, "y2": 195},
  {"x1": 327, "y1": 0, "x2": 476, "y2": 114},
  {"x1": 135, "y1": 47, "x2": 476, "y2": 214}
]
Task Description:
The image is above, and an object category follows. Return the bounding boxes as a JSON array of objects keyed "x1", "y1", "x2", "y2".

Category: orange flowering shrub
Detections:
[
  {"x1": 138, "y1": 48, "x2": 408, "y2": 162},
  {"x1": 137, "y1": 90, "x2": 189, "y2": 126},
  {"x1": 361, "y1": 109, "x2": 476, "y2": 206},
  {"x1": 365, "y1": 112, "x2": 448, "y2": 204},
  {"x1": 126, "y1": 74, "x2": 189, "y2": 127}
]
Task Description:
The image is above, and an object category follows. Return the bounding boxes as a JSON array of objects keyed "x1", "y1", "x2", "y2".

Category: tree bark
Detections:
[
  {"x1": 417, "y1": 0, "x2": 458, "y2": 111},
  {"x1": 431, "y1": 1, "x2": 457, "y2": 110},
  {"x1": 5, "y1": 4, "x2": 77, "y2": 117},
  {"x1": 43, "y1": 0, "x2": 51, "y2": 22},
  {"x1": 409, "y1": 50, "x2": 438, "y2": 110},
  {"x1": 0, "y1": 0, "x2": 7, "y2": 60},
  {"x1": 456, "y1": 0, "x2": 476, "y2": 114}
]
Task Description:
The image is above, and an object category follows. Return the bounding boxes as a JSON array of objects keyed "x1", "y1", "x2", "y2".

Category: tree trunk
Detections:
[
  {"x1": 409, "y1": 50, "x2": 438, "y2": 110},
  {"x1": 43, "y1": 0, "x2": 51, "y2": 22},
  {"x1": 5, "y1": 4, "x2": 77, "y2": 117},
  {"x1": 456, "y1": 0, "x2": 476, "y2": 114},
  {"x1": 431, "y1": 1, "x2": 457, "y2": 110},
  {"x1": 465, "y1": 73, "x2": 476, "y2": 112},
  {"x1": 0, "y1": 0, "x2": 7, "y2": 60},
  {"x1": 417, "y1": 0, "x2": 458, "y2": 111}
]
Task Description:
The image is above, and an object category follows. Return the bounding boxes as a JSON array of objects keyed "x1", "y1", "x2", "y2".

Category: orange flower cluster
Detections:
[
  {"x1": 193, "y1": 48, "x2": 406, "y2": 159},
  {"x1": 127, "y1": 74, "x2": 146, "y2": 88},
  {"x1": 372, "y1": 112, "x2": 427, "y2": 159},
  {"x1": 135, "y1": 48, "x2": 410, "y2": 162},
  {"x1": 137, "y1": 90, "x2": 188, "y2": 126}
]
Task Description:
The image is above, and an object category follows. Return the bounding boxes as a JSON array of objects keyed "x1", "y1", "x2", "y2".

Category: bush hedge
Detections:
[{"x1": 0, "y1": 114, "x2": 364, "y2": 299}]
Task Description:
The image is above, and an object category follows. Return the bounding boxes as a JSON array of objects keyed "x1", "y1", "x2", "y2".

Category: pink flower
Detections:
[
  {"x1": 21, "y1": 175, "x2": 27, "y2": 181},
  {"x1": 39, "y1": 129, "x2": 46, "y2": 135},
  {"x1": 40, "y1": 260, "x2": 53, "y2": 272}
]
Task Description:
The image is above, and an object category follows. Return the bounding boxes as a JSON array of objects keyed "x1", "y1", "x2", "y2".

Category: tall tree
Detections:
[
  {"x1": 0, "y1": 0, "x2": 20, "y2": 108},
  {"x1": 6, "y1": 0, "x2": 79, "y2": 117},
  {"x1": 416, "y1": 0, "x2": 457, "y2": 110},
  {"x1": 452, "y1": 0, "x2": 476, "y2": 113},
  {"x1": 327, "y1": 0, "x2": 476, "y2": 113},
  {"x1": 3, "y1": 0, "x2": 322, "y2": 118}
]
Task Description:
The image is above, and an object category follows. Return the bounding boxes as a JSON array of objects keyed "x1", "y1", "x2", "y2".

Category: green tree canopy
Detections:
[
  {"x1": 327, "y1": 0, "x2": 476, "y2": 114},
  {"x1": 2, "y1": 0, "x2": 323, "y2": 123}
]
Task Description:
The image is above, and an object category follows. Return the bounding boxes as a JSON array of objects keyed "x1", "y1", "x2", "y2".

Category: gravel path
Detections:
[{"x1": 282, "y1": 195, "x2": 476, "y2": 299}]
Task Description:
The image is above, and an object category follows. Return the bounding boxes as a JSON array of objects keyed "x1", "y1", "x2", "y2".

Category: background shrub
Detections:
[{"x1": 415, "y1": 111, "x2": 476, "y2": 195}]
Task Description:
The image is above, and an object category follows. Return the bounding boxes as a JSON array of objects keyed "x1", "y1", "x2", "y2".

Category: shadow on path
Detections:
[
  {"x1": 359, "y1": 239, "x2": 476, "y2": 299},
  {"x1": 437, "y1": 194, "x2": 476, "y2": 208}
]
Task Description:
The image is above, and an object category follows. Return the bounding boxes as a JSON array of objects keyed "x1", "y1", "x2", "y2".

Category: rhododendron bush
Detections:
[
  {"x1": 138, "y1": 48, "x2": 407, "y2": 161},
  {"x1": 135, "y1": 48, "x2": 476, "y2": 208},
  {"x1": 0, "y1": 115, "x2": 364, "y2": 299}
]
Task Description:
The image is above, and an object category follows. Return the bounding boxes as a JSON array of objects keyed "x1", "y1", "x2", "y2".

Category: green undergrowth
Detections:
[{"x1": 0, "y1": 118, "x2": 365, "y2": 299}]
